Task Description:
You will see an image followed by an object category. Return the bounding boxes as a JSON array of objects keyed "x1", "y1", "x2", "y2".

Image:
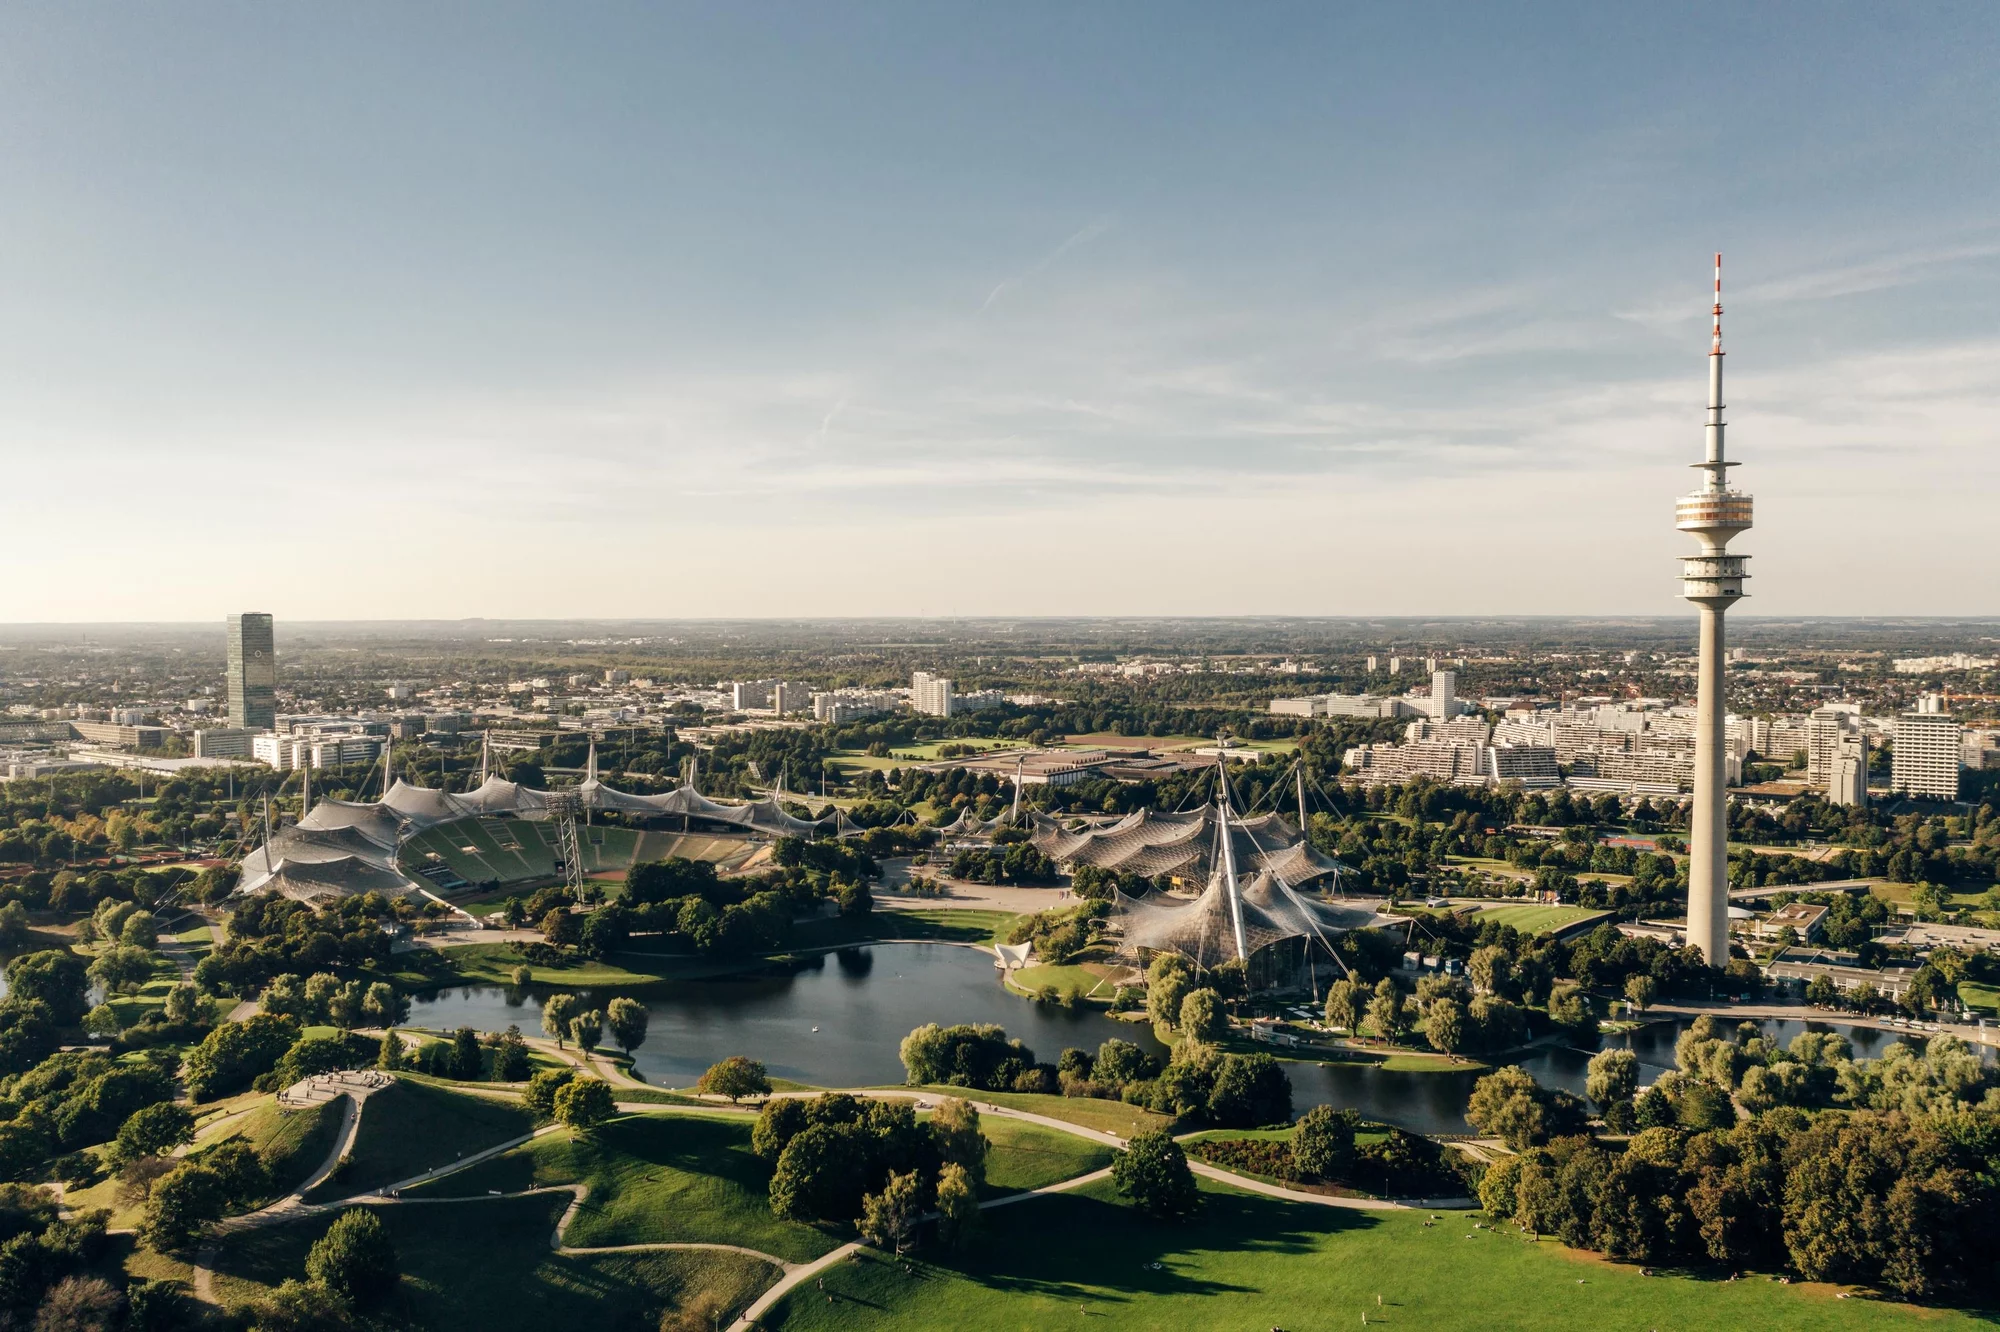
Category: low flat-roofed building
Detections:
[
  {"x1": 1764, "y1": 948, "x2": 1920, "y2": 1000},
  {"x1": 1875, "y1": 921, "x2": 2000, "y2": 955},
  {"x1": 1751, "y1": 901, "x2": 1828, "y2": 943}
]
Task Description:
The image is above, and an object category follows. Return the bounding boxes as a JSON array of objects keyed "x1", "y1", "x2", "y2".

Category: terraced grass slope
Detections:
[
  {"x1": 302, "y1": 1078, "x2": 534, "y2": 1202},
  {"x1": 408, "y1": 1111, "x2": 838, "y2": 1264},
  {"x1": 208, "y1": 1192, "x2": 778, "y2": 1332}
]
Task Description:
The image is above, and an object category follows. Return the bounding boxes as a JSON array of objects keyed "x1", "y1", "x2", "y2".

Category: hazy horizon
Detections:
[{"x1": 5, "y1": 4, "x2": 1997, "y2": 621}]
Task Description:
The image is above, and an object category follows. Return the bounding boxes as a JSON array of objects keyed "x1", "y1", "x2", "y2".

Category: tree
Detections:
[
  {"x1": 450, "y1": 1027, "x2": 484, "y2": 1080},
  {"x1": 139, "y1": 1162, "x2": 227, "y2": 1249},
  {"x1": 522, "y1": 1067, "x2": 575, "y2": 1119},
  {"x1": 119, "y1": 911, "x2": 160, "y2": 950},
  {"x1": 1465, "y1": 1067, "x2": 1586, "y2": 1151},
  {"x1": 857, "y1": 1169, "x2": 924, "y2": 1255},
  {"x1": 31, "y1": 1276, "x2": 123, "y2": 1332},
  {"x1": 0, "y1": 904, "x2": 27, "y2": 951},
  {"x1": 114, "y1": 1103, "x2": 194, "y2": 1163},
  {"x1": 1468, "y1": 945, "x2": 1511, "y2": 997},
  {"x1": 697, "y1": 1056, "x2": 771, "y2": 1104},
  {"x1": 540, "y1": 993, "x2": 581, "y2": 1049},
  {"x1": 1177, "y1": 988, "x2": 1227, "y2": 1043},
  {"x1": 162, "y1": 983, "x2": 202, "y2": 1026},
  {"x1": 553, "y1": 1078, "x2": 614, "y2": 1134},
  {"x1": 1548, "y1": 984, "x2": 1597, "y2": 1039},
  {"x1": 8, "y1": 952, "x2": 92, "y2": 1025},
  {"x1": 360, "y1": 982, "x2": 405, "y2": 1029},
  {"x1": 934, "y1": 1161, "x2": 980, "y2": 1249},
  {"x1": 305, "y1": 1208, "x2": 399, "y2": 1308},
  {"x1": 581, "y1": 904, "x2": 629, "y2": 959},
  {"x1": 326, "y1": 982, "x2": 367, "y2": 1034},
  {"x1": 491, "y1": 1027, "x2": 532, "y2": 1081},
  {"x1": 1207, "y1": 1053, "x2": 1292, "y2": 1128},
  {"x1": 605, "y1": 997, "x2": 648, "y2": 1056},
  {"x1": 542, "y1": 908, "x2": 580, "y2": 950},
  {"x1": 1585, "y1": 1048, "x2": 1639, "y2": 1112},
  {"x1": 1805, "y1": 974, "x2": 1839, "y2": 1008},
  {"x1": 930, "y1": 1097, "x2": 987, "y2": 1188},
  {"x1": 1146, "y1": 954, "x2": 1195, "y2": 1030},
  {"x1": 87, "y1": 947, "x2": 154, "y2": 996},
  {"x1": 81, "y1": 1006, "x2": 121, "y2": 1040},
  {"x1": 1423, "y1": 997, "x2": 1467, "y2": 1059},
  {"x1": 182, "y1": 1014, "x2": 301, "y2": 1100},
  {"x1": 769, "y1": 1122, "x2": 872, "y2": 1222},
  {"x1": 1322, "y1": 978, "x2": 1364, "y2": 1032},
  {"x1": 1364, "y1": 979, "x2": 1410, "y2": 1042},
  {"x1": 569, "y1": 1010, "x2": 603, "y2": 1055},
  {"x1": 375, "y1": 1031, "x2": 405, "y2": 1071},
  {"x1": 1111, "y1": 1130, "x2": 1201, "y2": 1222},
  {"x1": 1291, "y1": 1104, "x2": 1359, "y2": 1183},
  {"x1": 1624, "y1": 973, "x2": 1658, "y2": 1013}
]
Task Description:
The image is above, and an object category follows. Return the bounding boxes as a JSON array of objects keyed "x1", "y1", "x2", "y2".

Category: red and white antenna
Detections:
[{"x1": 1711, "y1": 252, "x2": 1724, "y2": 357}]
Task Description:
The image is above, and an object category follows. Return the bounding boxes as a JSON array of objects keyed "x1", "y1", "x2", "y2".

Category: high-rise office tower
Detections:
[
  {"x1": 227, "y1": 613, "x2": 277, "y2": 730},
  {"x1": 1677, "y1": 257, "x2": 1753, "y2": 967}
]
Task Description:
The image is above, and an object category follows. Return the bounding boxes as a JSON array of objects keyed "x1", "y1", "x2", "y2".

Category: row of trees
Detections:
[{"x1": 1466, "y1": 1020, "x2": 2000, "y2": 1299}]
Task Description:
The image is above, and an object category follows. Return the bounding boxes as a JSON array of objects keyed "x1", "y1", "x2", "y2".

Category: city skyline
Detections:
[{"x1": 4, "y1": 5, "x2": 1998, "y2": 621}]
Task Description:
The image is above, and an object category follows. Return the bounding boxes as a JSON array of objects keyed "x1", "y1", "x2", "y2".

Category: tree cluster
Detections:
[{"x1": 753, "y1": 1092, "x2": 987, "y2": 1247}]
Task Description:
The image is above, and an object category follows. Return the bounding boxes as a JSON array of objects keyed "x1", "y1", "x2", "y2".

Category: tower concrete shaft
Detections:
[{"x1": 1678, "y1": 254, "x2": 1751, "y2": 967}]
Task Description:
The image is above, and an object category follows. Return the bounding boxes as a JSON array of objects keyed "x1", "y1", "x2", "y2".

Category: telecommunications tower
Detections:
[{"x1": 1677, "y1": 255, "x2": 1753, "y2": 966}]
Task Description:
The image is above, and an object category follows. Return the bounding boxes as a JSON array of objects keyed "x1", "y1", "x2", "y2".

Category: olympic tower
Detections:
[{"x1": 1678, "y1": 255, "x2": 1752, "y2": 966}]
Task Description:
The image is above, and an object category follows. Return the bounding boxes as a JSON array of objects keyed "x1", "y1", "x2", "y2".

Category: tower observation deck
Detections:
[{"x1": 1680, "y1": 254, "x2": 1750, "y2": 967}]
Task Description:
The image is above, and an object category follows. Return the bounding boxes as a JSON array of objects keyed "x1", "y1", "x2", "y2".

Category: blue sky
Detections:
[{"x1": 2, "y1": 4, "x2": 1996, "y2": 620}]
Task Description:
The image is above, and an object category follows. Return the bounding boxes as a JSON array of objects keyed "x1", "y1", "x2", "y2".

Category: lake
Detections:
[
  {"x1": 410, "y1": 941, "x2": 1167, "y2": 1089},
  {"x1": 408, "y1": 941, "x2": 1976, "y2": 1136}
]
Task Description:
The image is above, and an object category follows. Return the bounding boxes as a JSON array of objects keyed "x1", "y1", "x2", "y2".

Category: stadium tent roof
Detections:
[
  {"x1": 238, "y1": 774, "x2": 831, "y2": 899},
  {"x1": 456, "y1": 777, "x2": 550, "y2": 818},
  {"x1": 296, "y1": 799, "x2": 403, "y2": 847},
  {"x1": 237, "y1": 820, "x2": 420, "y2": 901},
  {"x1": 1028, "y1": 807, "x2": 1344, "y2": 884},
  {"x1": 1111, "y1": 869, "x2": 1391, "y2": 972},
  {"x1": 380, "y1": 779, "x2": 476, "y2": 829}
]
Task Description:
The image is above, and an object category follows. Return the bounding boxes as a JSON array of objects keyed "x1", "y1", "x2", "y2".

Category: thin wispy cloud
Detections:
[{"x1": 977, "y1": 217, "x2": 1115, "y2": 313}]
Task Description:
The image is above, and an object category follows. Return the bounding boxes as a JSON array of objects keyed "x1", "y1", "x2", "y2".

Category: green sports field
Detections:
[{"x1": 1465, "y1": 903, "x2": 1608, "y2": 935}]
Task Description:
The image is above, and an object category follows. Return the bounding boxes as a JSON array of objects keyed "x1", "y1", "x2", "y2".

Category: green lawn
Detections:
[
  {"x1": 303, "y1": 1078, "x2": 533, "y2": 1202},
  {"x1": 406, "y1": 1111, "x2": 838, "y2": 1264},
  {"x1": 208, "y1": 1192, "x2": 778, "y2": 1332},
  {"x1": 1465, "y1": 904, "x2": 1609, "y2": 936},
  {"x1": 1959, "y1": 981, "x2": 2000, "y2": 1016},
  {"x1": 900, "y1": 1086, "x2": 1170, "y2": 1139},
  {"x1": 1007, "y1": 962, "x2": 1111, "y2": 1000},
  {"x1": 761, "y1": 1176, "x2": 1987, "y2": 1331},
  {"x1": 800, "y1": 909, "x2": 1021, "y2": 949},
  {"x1": 980, "y1": 1117, "x2": 1115, "y2": 1198},
  {"x1": 70, "y1": 1094, "x2": 348, "y2": 1225}
]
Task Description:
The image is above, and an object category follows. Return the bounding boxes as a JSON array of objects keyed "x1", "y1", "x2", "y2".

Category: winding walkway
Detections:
[{"x1": 184, "y1": 1068, "x2": 1448, "y2": 1324}]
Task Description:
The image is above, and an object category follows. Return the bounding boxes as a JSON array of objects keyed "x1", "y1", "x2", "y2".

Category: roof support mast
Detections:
[{"x1": 1215, "y1": 756, "x2": 1249, "y2": 965}]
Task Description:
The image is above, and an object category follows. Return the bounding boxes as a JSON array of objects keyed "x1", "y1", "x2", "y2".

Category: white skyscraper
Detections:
[
  {"x1": 1677, "y1": 256, "x2": 1754, "y2": 967},
  {"x1": 911, "y1": 672, "x2": 955, "y2": 717},
  {"x1": 1430, "y1": 670, "x2": 1458, "y2": 720},
  {"x1": 1893, "y1": 702, "x2": 1961, "y2": 800}
]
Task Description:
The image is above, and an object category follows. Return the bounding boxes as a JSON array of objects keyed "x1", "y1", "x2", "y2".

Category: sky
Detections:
[{"x1": 2, "y1": 3, "x2": 1997, "y2": 622}]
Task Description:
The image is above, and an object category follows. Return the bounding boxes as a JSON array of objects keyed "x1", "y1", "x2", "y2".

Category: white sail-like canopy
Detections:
[{"x1": 238, "y1": 769, "x2": 831, "y2": 900}]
